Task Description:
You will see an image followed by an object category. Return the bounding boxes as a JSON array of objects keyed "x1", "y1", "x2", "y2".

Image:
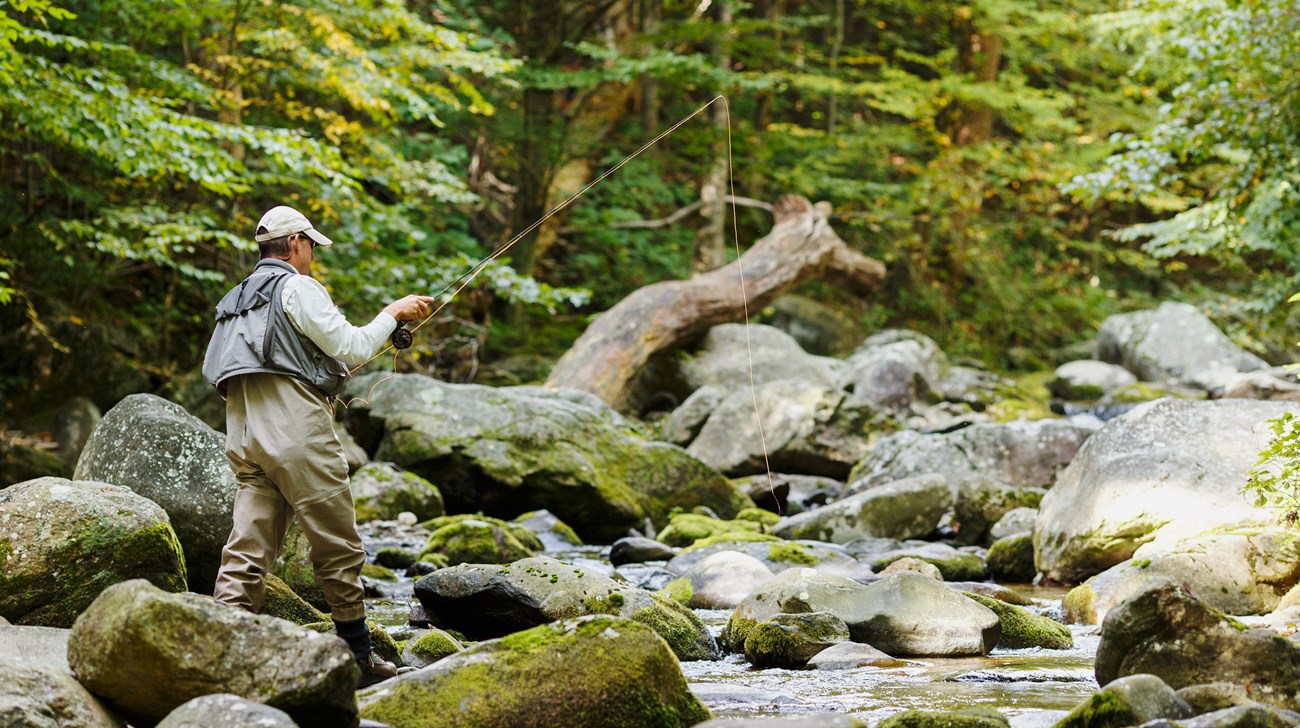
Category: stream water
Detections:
[{"x1": 361, "y1": 535, "x2": 1098, "y2": 726}]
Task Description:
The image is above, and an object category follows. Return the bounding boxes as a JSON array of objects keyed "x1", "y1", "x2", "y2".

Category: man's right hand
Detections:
[{"x1": 384, "y1": 295, "x2": 437, "y2": 324}]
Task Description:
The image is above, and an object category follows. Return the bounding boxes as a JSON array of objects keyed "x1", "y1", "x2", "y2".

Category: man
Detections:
[{"x1": 202, "y1": 205, "x2": 434, "y2": 686}]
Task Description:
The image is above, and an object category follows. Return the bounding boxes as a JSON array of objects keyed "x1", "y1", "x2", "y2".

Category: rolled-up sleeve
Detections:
[{"x1": 282, "y1": 276, "x2": 397, "y2": 368}]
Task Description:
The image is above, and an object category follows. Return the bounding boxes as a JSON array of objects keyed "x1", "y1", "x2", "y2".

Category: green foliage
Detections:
[{"x1": 1245, "y1": 411, "x2": 1300, "y2": 522}]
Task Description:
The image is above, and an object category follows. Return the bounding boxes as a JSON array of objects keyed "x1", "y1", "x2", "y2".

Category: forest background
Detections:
[{"x1": 2, "y1": 0, "x2": 1299, "y2": 428}]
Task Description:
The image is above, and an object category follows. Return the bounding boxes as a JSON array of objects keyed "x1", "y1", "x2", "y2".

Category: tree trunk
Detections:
[
  {"x1": 640, "y1": 0, "x2": 660, "y2": 140},
  {"x1": 546, "y1": 196, "x2": 885, "y2": 410},
  {"x1": 946, "y1": 10, "x2": 1003, "y2": 146},
  {"x1": 826, "y1": 0, "x2": 845, "y2": 135},
  {"x1": 692, "y1": 0, "x2": 732, "y2": 274}
]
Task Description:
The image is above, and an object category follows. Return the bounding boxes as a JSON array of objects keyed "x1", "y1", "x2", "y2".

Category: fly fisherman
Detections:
[{"x1": 202, "y1": 205, "x2": 434, "y2": 687}]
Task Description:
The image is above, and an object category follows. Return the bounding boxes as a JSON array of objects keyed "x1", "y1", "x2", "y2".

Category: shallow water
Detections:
[{"x1": 360, "y1": 533, "x2": 1098, "y2": 725}]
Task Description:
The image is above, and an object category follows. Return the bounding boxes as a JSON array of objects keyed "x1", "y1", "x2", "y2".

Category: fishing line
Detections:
[{"x1": 341, "y1": 93, "x2": 780, "y2": 511}]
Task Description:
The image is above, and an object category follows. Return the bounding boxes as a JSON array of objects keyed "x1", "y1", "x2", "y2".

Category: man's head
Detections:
[{"x1": 255, "y1": 206, "x2": 334, "y2": 275}]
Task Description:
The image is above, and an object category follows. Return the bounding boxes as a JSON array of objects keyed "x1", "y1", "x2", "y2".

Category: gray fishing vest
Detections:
[{"x1": 202, "y1": 259, "x2": 349, "y2": 398}]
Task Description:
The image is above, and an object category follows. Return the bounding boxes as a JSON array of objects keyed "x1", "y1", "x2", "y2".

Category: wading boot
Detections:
[{"x1": 334, "y1": 617, "x2": 397, "y2": 688}]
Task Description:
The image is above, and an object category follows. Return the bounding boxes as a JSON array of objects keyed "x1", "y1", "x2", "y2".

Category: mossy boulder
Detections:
[
  {"x1": 344, "y1": 373, "x2": 750, "y2": 543},
  {"x1": 657, "y1": 513, "x2": 765, "y2": 547},
  {"x1": 271, "y1": 521, "x2": 327, "y2": 611},
  {"x1": 682, "y1": 551, "x2": 775, "y2": 609},
  {"x1": 358, "y1": 616, "x2": 711, "y2": 728},
  {"x1": 401, "y1": 628, "x2": 463, "y2": 669},
  {"x1": 418, "y1": 516, "x2": 537, "y2": 566},
  {"x1": 953, "y1": 478, "x2": 1044, "y2": 546},
  {"x1": 736, "y1": 507, "x2": 781, "y2": 527},
  {"x1": 879, "y1": 706, "x2": 1009, "y2": 728},
  {"x1": 987, "y1": 533, "x2": 1037, "y2": 583},
  {"x1": 657, "y1": 577, "x2": 693, "y2": 606},
  {"x1": 852, "y1": 573, "x2": 1001, "y2": 657},
  {"x1": 872, "y1": 551, "x2": 988, "y2": 582},
  {"x1": 260, "y1": 573, "x2": 327, "y2": 626},
  {"x1": 1050, "y1": 360, "x2": 1137, "y2": 402},
  {"x1": 423, "y1": 513, "x2": 545, "y2": 552},
  {"x1": 669, "y1": 540, "x2": 868, "y2": 581},
  {"x1": 743, "y1": 611, "x2": 850, "y2": 668},
  {"x1": 610, "y1": 536, "x2": 677, "y2": 566},
  {"x1": 1094, "y1": 580, "x2": 1300, "y2": 709},
  {"x1": 1035, "y1": 399, "x2": 1300, "y2": 583},
  {"x1": 351, "y1": 462, "x2": 444, "y2": 522},
  {"x1": 0, "y1": 478, "x2": 187, "y2": 627},
  {"x1": 361, "y1": 563, "x2": 398, "y2": 582},
  {"x1": 302, "y1": 620, "x2": 402, "y2": 667},
  {"x1": 73, "y1": 393, "x2": 235, "y2": 593},
  {"x1": 414, "y1": 556, "x2": 718, "y2": 661},
  {"x1": 375, "y1": 547, "x2": 419, "y2": 570},
  {"x1": 67, "y1": 579, "x2": 356, "y2": 727},
  {"x1": 722, "y1": 568, "x2": 873, "y2": 652},
  {"x1": 1096, "y1": 302, "x2": 1267, "y2": 386},
  {"x1": 1061, "y1": 530, "x2": 1300, "y2": 625},
  {"x1": 775, "y1": 474, "x2": 951, "y2": 543},
  {"x1": 685, "y1": 531, "x2": 782, "y2": 551},
  {"x1": 1055, "y1": 674, "x2": 1194, "y2": 728},
  {"x1": 963, "y1": 593, "x2": 1072, "y2": 650}
]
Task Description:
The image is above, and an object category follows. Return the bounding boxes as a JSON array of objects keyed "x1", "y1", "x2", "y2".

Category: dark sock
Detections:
[{"x1": 333, "y1": 617, "x2": 371, "y2": 662}]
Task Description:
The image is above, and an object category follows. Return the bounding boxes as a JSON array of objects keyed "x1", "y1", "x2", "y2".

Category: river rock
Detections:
[
  {"x1": 399, "y1": 628, "x2": 462, "y2": 669},
  {"x1": 413, "y1": 556, "x2": 718, "y2": 660},
  {"x1": 879, "y1": 707, "x2": 1008, "y2": 728},
  {"x1": 0, "y1": 624, "x2": 123, "y2": 728},
  {"x1": 986, "y1": 533, "x2": 1036, "y2": 583},
  {"x1": 1035, "y1": 399, "x2": 1300, "y2": 583},
  {"x1": 852, "y1": 573, "x2": 1001, "y2": 656},
  {"x1": 806, "y1": 641, "x2": 909, "y2": 670},
  {"x1": 744, "y1": 611, "x2": 851, "y2": 668},
  {"x1": 1098, "y1": 302, "x2": 1268, "y2": 388},
  {"x1": 1050, "y1": 360, "x2": 1138, "y2": 401},
  {"x1": 696, "y1": 716, "x2": 865, "y2": 728},
  {"x1": 350, "y1": 462, "x2": 443, "y2": 522},
  {"x1": 74, "y1": 393, "x2": 234, "y2": 592},
  {"x1": 764, "y1": 294, "x2": 864, "y2": 357},
  {"x1": 1056, "y1": 673, "x2": 1194, "y2": 728},
  {"x1": 684, "y1": 551, "x2": 776, "y2": 609},
  {"x1": 687, "y1": 379, "x2": 891, "y2": 478},
  {"x1": 667, "y1": 540, "x2": 870, "y2": 581},
  {"x1": 358, "y1": 616, "x2": 711, "y2": 727},
  {"x1": 989, "y1": 507, "x2": 1037, "y2": 541},
  {"x1": 657, "y1": 512, "x2": 766, "y2": 547},
  {"x1": 512, "y1": 509, "x2": 583, "y2": 550},
  {"x1": 610, "y1": 536, "x2": 677, "y2": 565},
  {"x1": 156, "y1": 694, "x2": 296, "y2": 728},
  {"x1": 1094, "y1": 580, "x2": 1300, "y2": 709},
  {"x1": 418, "y1": 516, "x2": 536, "y2": 566},
  {"x1": 774, "y1": 474, "x2": 951, "y2": 543},
  {"x1": 344, "y1": 373, "x2": 750, "y2": 542},
  {"x1": 660, "y1": 386, "x2": 726, "y2": 446},
  {"x1": 837, "y1": 332, "x2": 946, "y2": 414},
  {"x1": 870, "y1": 543, "x2": 988, "y2": 582},
  {"x1": 737, "y1": 472, "x2": 843, "y2": 515},
  {"x1": 67, "y1": 579, "x2": 356, "y2": 726},
  {"x1": 846, "y1": 419, "x2": 1094, "y2": 496},
  {"x1": 680, "y1": 323, "x2": 841, "y2": 393},
  {"x1": 878, "y1": 556, "x2": 943, "y2": 580},
  {"x1": 953, "y1": 478, "x2": 1044, "y2": 545},
  {"x1": 723, "y1": 568, "x2": 875, "y2": 652},
  {"x1": 0, "y1": 477, "x2": 187, "y2": 627},
  {"x1": 1181, "y1": 704, "x2": 1300, "y2": 728},
  {"x1": 269, "y1": 521, "x2": 327, "y2": 610},
  {"x1": 963, "y1": 593, "x2": 1072, "y2": 649},
  {"x1": 1063, "y1": 530, "x2": 1300, "y2": 624}
]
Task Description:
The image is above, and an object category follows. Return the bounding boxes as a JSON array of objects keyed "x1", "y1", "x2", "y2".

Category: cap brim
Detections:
[{"x1": 302, "y1": 228, "x2": 334, "y2": 247}]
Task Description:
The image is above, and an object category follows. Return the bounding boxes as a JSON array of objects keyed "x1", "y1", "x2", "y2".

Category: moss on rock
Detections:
[
  {"x1": 361, "y1": 563, "x2": 398, "y2": 582},
  {"x1": 742, "y1": 612, "x2": 850, "y2": 668},
  {"x1": 358, "y1": 616, "x2": 711, "y2": 727},
  {"x1": 767, "y1": 542, "x2": 820, "y2": 566},
  {"x1": 260, "y1": 574, "x2": 327, "y2": 626},
  {"x1": 964, "y1": 593, "x2": 1072, "y2": 650},
  {"x1": 735, "y1": 508, "x2": 781, "y2": 527},
  {"x1": 403, "y1": 628, "x2": 463, "y2": 667},
  {"x1": 879, "y1": 706, "x2": 1009, "y2": 728},
  {"x1": 656, "y1": 578, "x2": 693, "y2": 606},
  {"x1": 374, "y1": 547, "x2": 418, "y2": 570},
  {"x1": 987, "y1": 533, "x2": 1037, "y2": 583},
  {"x1": 419, "y1": 518, "x2": 536, "y2": 566},
  {"x1": 656, "y1": 513, "x2": 765, "y2": 548}
]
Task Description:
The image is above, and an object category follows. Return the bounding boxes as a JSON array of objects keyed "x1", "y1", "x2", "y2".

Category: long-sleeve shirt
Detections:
[{"x1": 281, "y1": 275, "x2": 397, "y2": 369}]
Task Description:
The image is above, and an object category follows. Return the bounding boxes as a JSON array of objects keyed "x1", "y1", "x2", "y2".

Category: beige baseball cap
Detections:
[{"x1": 254, "y1": 205, "x2": 334, "y2": 247}]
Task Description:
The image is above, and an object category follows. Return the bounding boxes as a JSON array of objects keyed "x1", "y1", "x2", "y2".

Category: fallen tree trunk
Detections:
[{"x1": 546, "y1": 195, "x2": 886, "y2": 411}]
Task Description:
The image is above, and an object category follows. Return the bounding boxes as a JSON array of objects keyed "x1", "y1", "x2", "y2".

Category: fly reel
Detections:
[{"x1": 390, "y1": 324, "x2": 413, "y2": 350}]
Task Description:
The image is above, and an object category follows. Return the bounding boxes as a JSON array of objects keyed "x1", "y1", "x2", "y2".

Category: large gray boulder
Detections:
[
  {"x1": 0, "y1": 478, "x2": 187, "y2": 627},
  {"x1": 413, "y1": 556, "x2": 718, "y2": 661},
  {"x1": 687, "y1": 379, "x2": 891, "y2": 478},
  {"x1": 743, "y1": 611, "x2": 851, "y2": 668},
  {"x1": 837, "y1": 330, "x2": 947, "y2": 413},
  {"x1": 350, "y1": 462, "x2": 444, "y2": 522},
  {"x1": 952, "y1": 477, "x2": 1044, "y2": 545},
  {"x1": 0, "y1": 625, "x2": 123, "y2": 728},
  {"x1": 679, "y1": 323, "x2": 841, "y2": 393},
  {"x1": 344, "y1": 374, "x2": 750, "y2": 542},
  {"x1": 1056, "y1": 674, "x2": 1194, "y2": 728},
  {"x1": 358, "y1": 616, "x2": 711, "y2": 727},
  {"x1": 723, "y1": 568, "x2": 875, "y2": 652},
  {"x1": 773, "y1": 474, "x2": 952, "y2": 543},
  {"x1": 850, "y1": 573, "x2": 1001, "y2": 656},
  {"x1": 67, "y1": 579, "x2": 356, "y2": 726},
  {"x1": 683, "y1": 551, "x2": 776, "y2": 609},
  {"x1": 846, "y1": 419, "x2": 1094, "y2": 496},
  {"x1": 1097, "y1": 302, "x2": 1268, "y2": 388},
  {"x1": 74, "y1": 394, "x2": 234, "y2": 592},
  {"x1": 156, "y1": 694, "x2": 296, "y2": 728},
  {"x1": 1035, "y1": 399, "x2": 1300, "y2": 583},
  {"x1": 1062, "y1": 530, "x2": 1300, "y2": 624},
  {"x1": 1095, "y1": 580, "x2": 1300, "y2": 710},
  {"x1": 1050, "y1": 360, "x2": 1138, "y2": 401}
]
